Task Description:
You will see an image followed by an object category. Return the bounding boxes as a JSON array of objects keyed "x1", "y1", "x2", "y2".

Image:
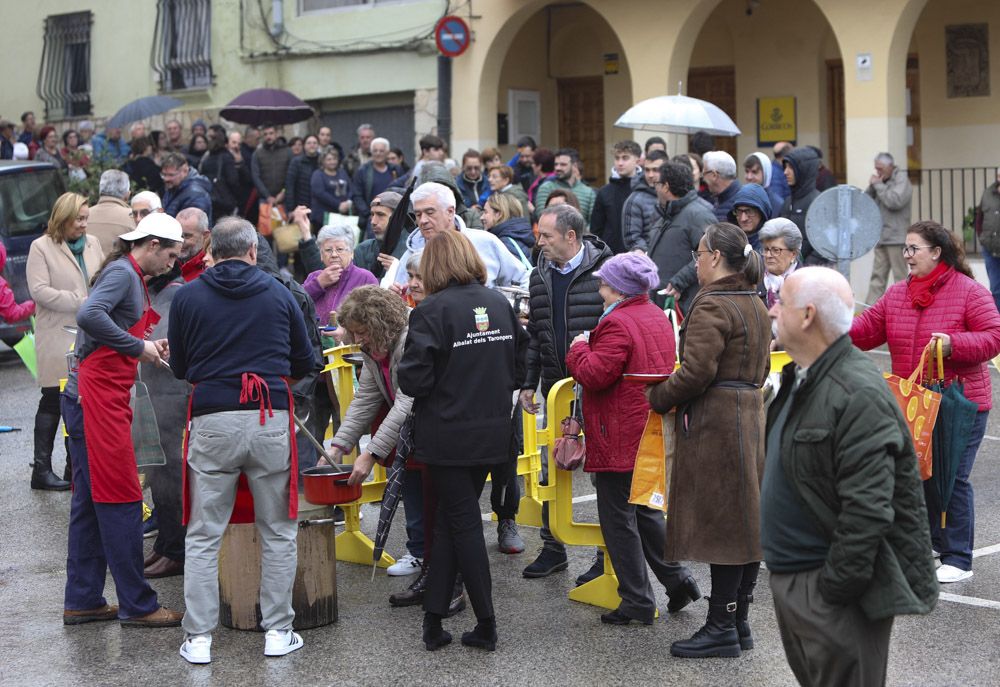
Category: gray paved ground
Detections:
[{"x1": 2, "y1": 344, "x2": 1000, "y2": 686}]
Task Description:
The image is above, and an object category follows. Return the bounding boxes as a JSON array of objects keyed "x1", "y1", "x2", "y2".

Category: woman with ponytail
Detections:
[{"x1": 646, "y1": 222, "x2": 772, "y2": 659}]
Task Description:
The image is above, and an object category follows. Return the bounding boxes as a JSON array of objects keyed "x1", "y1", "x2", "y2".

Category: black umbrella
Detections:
[
  {"x1": 378, "y1": 176, "x2": 417, "y2": 274},
  {"x1": 370, "y1": 416, "x2": 414, "y2": 579},
  {"x1": 106, "y1": 95, "x2": 183, "y2": 129},
  {"x1": 219, "y1": 88, "x2": 314, "y2": 126},
  {"x1": 929, "y1": 379, "x2": 978, "y2": 528}
]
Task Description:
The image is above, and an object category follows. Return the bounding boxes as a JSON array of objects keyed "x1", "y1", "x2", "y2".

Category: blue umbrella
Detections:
[{"x1": 106, "y1": 95, "x2": 184, "y2": 129}]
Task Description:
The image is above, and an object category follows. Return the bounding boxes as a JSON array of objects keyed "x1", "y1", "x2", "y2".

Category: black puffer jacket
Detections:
[
  {"x1": 284, "y1": 152, "x2": 320, "y2": 214},
  {"x1": 780, "y1": 147, "x2": 824, "y2": 265},
  {"x1": 524, "y1": 236, "x2": 613, "y2": 393},
  {"x1": 591, "y1": 175, "x2": 636, "y2": 254}
]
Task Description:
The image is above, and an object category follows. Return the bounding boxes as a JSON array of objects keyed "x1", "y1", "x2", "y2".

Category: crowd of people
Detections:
[{"x1": 4, "y1": 113, "x2": 1000, "y2": 684}]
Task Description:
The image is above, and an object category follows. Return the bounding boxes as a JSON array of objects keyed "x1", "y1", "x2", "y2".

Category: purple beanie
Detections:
[{"x1": 593, "y1": 253, "x2": 660, "y2": 296}]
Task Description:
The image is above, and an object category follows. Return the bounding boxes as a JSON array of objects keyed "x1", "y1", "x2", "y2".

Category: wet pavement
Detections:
[{"x1": 2, "y1": 344, "x2": 1000, "y2": 686}]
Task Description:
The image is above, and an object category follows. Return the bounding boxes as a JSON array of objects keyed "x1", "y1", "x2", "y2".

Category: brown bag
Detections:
[
  {"x1": 553, "y1": 384, "x2": 585, "y2": 471},
  {"x1": 272, "y1": 221, "x2": 300, "y2": 254}
]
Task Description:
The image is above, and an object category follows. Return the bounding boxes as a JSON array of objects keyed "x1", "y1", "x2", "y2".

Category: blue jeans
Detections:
[
  {"x1": 62, "y1": 394, "x2": 159, "y2": 618},
  {"x1": 925, "y1": 410, "x2": 988, "y2": 571},
  {"x1": 981, "y1": 249, "x2": 1000, "y2": 314},
  {"x1": 401, "y1": 468, "x2": 425, "y2": 559}
]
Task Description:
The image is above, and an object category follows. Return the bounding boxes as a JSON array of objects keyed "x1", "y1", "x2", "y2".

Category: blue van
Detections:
[{"x1": 0, "y1": 161, "x2": 66, "y2": 345}]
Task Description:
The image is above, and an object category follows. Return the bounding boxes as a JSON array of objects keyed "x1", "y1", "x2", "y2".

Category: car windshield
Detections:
[{"x1": 0, "y1": 168, "x2": 65, "y2": 236}]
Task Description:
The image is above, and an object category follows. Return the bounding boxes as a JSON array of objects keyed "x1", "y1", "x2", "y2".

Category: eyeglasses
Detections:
[
  {"x1": 734, "y1": 207, "x2": 758, "y2": 217},
  {"x1": 691, "y1": 249, "x2": 714, "y2": 261},
  {"x1": 131, "y1": 208, "x2": 152, "y2": 220},
  {"x1": 763, "y1": 246, "x2": 789, "y2": 256},
  {"x1": 902, "y1": 244, "x2": 933, "y2": 257},
  {"x1": 321, "y1": 246, "x2": 352, "y2": 256}
]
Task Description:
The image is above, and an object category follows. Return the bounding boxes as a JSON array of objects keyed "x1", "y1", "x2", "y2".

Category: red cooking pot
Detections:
[{"x1": 301, "y1": 465, "x2": 362, "y2": 506}]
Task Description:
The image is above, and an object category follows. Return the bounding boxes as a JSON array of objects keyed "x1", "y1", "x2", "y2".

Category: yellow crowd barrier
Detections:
[
  {"x1": 323, "y1": 344, "x2": 394, "y2": 568},
  {"x1": 531, "y1": 351, "x2": 795, "y2": 611}
]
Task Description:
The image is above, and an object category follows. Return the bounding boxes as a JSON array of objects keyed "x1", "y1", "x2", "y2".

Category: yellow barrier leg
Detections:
[
  {"x1": 334, "y1": 501, "x2": 394, "y2": 568},
  {"x1": 567, "y1": 550, "x2": 658, "y2": 617}
]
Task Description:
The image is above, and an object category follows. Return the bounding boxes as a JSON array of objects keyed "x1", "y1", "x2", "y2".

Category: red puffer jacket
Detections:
[
  {"x1": 850, "y1": 267, "x2": 1000, "y2": 410},
  {"x1": 566, "y1": 294, "x2": 676, "y2": 472}
]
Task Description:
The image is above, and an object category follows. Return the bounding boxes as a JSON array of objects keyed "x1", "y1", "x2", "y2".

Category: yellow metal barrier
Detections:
[
  {"x1": 322, "y1": 345, "x2": 394, "y2": 568},
  {"x1": 534, "y1": 351, "x2": 795, "y2": 611}
]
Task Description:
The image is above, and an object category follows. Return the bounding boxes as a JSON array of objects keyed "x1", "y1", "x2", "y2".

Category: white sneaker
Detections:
[
  {"x1": 264, "y1": 629, "x2": 304, "y2": 657},
  {"x1": 180, "y1": 634, "x2": 212, "y2": 664},
  {"x1": 387, "y1": 553, "x2": 423, "y2": 577},
  {"x1": 936, "y1": 564, "x2": 973, "y2": 584}
]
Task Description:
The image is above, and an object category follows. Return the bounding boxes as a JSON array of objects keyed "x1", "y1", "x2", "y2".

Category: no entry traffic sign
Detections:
[{"x1": 435, "y1": 15, "x2": 471, "y2": 58}]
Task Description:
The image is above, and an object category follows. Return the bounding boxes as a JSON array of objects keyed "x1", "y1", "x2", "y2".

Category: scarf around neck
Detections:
[
  {"x1": 66, "y1": 235, "x2": 88, "y2": 282},
  {"x1": 906, "y1": 261, "x2": 949, "y2": 309}
]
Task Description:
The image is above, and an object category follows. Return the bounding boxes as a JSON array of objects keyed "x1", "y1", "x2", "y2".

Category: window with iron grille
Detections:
[
  {"x1": 152, "y1": 0, "x2": 212, "y2": 92},
  {"x1": 36, "y1": 12, "x2": 92, "y2": 120}
]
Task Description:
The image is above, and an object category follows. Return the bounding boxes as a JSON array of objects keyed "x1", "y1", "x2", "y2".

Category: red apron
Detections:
[
  {"x1": 78, "y1": 255, "x2": 159, "y2": 504},
  {"x1": 181, "y1": 373, "x2": 299, "y2": 525}
]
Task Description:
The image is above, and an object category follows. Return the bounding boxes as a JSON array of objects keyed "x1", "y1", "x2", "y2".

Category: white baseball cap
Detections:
[{"x1": 119, "y1": 211, "x2": 183, "y2": 242}]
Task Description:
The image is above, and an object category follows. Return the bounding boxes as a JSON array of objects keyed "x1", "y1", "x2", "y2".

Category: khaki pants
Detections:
[
  {"x1": 866, "y1": 244, "x2": 909, "y2": 305},
  {"x1": 182, "y1": 410, "x2": 296, "y2": 636},
  {"x1": 770, "y1": 568, "x2": 893, "y2": 687}
]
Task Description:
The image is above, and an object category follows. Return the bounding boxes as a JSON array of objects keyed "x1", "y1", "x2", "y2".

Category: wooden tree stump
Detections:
[{"x1": 219, "y1": 504, "x2": 337, "y2": 631}]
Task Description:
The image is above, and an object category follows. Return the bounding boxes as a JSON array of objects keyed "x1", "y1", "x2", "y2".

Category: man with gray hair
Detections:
[
  {"x1": 394, "y1": 181, "x2": 529, "y2": 290},
  {"x1": 88, "y1": 169, "x2": 135, "y2": 255},
  {"x1": 764, "y1": 267, "x2": 937, "y2": 686},
  {"x1": 346, "y1": 123, "x2": 375, "y2": 176},
  {"x1": 702, "y1": 151, "x2": 741, "y2": 222},
  {"x1": 351, "y1": 136, "x2": 400, "y2": 233},
  {"x1": 168, "y1": 216, "x2": 314, "y2": 664},
  {"x1": 176, "y1": 207, "x2": 211, "y2": 281},
  {"x1": 865, "y1": 152, "x2": 913, "y2": 304}
]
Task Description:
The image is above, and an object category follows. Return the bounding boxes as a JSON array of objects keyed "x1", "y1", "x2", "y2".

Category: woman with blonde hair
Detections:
[
  {"x1": 481, "y1": 191, "x2": 534, "y2": 262},
  {"x1": 25, "y1": 192, "x2": 104, "y2": 490},
  {"x1": 399, "y1": 230, "x2": 528, "y2": 652}
]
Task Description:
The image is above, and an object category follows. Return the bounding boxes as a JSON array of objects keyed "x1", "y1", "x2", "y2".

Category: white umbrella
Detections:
[{"x1": 615, "y1": 94, "x2": 740, "y2": 137}]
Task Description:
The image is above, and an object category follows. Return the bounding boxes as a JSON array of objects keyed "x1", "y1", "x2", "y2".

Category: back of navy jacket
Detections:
[
  {"x1": 398, "y1": 283, "x2": 528, "y2": 465},
  {"x1": 168, "y1": 259, "x2": 314, "y2": 415}
]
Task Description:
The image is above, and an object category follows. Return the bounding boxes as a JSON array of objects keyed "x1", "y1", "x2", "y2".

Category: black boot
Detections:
[
  {"x1": 422, "y1": 612, "x2": 452, "y2": 651},
  {"x1": 390, "y1": 565, "x2": 428, "y2": 607},
  {"x1": 670, "y1": 597, "x2": 742, "y2": 658},
  {"x1": 461, "y1": 615, "x2": 497, "y2": 651},
  {"x1": 447, "y1": 573, "x2": 467, "y2": 617},
  {"x1": 575, "y1": 549, "x2": 605, "y2": 587},
  {"x1": 735, "y1": 593, "x2": 753, "y2": 650},
  {"x1": 31, "y1": 412, "x2": 70, "y2": 491},
  {"x1": 667, "y1": 575, "x2": 703, "y2": 613}
]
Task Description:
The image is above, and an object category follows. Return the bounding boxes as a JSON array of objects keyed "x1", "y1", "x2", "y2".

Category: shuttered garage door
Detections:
[{"x1": 319, "y1": 104, "x2": 416, "y2": 162}]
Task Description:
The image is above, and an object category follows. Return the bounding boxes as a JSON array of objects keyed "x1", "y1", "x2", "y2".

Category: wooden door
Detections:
[
  {"x1": 826, "y1": 60, "x2": 846, "y2": 182},
  {"x1": 557, "y1": 76, "x2": 605, "y2": 184},
  {"x1": 686, "y1": 66, "x2": 736, "y2": 158}
]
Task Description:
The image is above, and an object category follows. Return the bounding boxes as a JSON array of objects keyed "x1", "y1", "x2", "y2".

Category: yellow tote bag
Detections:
[{"x1": 629, "y1": 410, "x2": 675, "y2": 512}]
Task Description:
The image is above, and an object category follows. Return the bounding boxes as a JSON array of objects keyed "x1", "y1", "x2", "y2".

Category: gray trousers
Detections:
[
  {"x1": 770, "y1": 568, "x2": 893, "y2": 687},
  {"x1": 183, "y1": 410, "x2": 297, "y2": 636},
  {"x1": 866, "y1": 244, "x2": 908, "y2": 305},
  {"x1": 595, "y1": 472, "x2": 690, "y2": 622}
]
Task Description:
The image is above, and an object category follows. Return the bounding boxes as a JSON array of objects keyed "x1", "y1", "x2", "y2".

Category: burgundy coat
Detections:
[
  {"x1": 566, "y1": 294, "x2": 676, "y2": 473},
  {"x1": 851, "y1": 267, "x2": 1000, "y2": 411}
]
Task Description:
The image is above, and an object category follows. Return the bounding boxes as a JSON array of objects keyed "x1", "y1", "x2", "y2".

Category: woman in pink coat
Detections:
[
  {"x1": 851, "y1": 220, "x2": 1000, "y2": 585},
  {"x1": 566, "y1": 253, "x2": 698, "y2": 626}
]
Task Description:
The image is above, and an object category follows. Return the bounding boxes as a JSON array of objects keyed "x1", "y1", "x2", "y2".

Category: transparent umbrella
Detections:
[{"x1": 615, "y1": 94, "x2": 740, "y2": 137}]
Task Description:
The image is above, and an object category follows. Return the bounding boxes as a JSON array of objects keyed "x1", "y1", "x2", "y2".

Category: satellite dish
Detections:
[{"x1": 805, "y1": 185, "x2": 881, "y2": 275}]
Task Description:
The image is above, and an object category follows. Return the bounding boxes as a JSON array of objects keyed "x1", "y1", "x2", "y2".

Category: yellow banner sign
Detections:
[{"x1": 757, "y1": 97, "x2": 797, "y2": 145}]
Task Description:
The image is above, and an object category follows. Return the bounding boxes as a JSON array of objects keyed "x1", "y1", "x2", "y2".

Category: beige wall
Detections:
[{"x1": 911, "y1": 0, "x2": 1000, "y2": 168}]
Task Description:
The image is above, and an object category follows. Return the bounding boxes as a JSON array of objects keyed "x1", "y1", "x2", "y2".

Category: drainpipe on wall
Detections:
[{"x1": 270, "y1": 0, "x2": 284, "y2": 38}]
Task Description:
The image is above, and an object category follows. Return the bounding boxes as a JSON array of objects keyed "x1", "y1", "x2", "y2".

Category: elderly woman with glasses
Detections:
[
  {"x1": 851, "y1": 221, "x2": 1000, "y2": 586},
  {"x1": 758, "y1": 218, "x2": 802, "y2": 308},
  {"x1": 303, "y1": 225, "x2": 378, "y2": 325}
]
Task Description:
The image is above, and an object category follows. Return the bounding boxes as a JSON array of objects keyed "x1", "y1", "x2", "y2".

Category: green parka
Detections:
[{"x1": 766, "y1": 335, "x2": 939, "y2": 621}]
